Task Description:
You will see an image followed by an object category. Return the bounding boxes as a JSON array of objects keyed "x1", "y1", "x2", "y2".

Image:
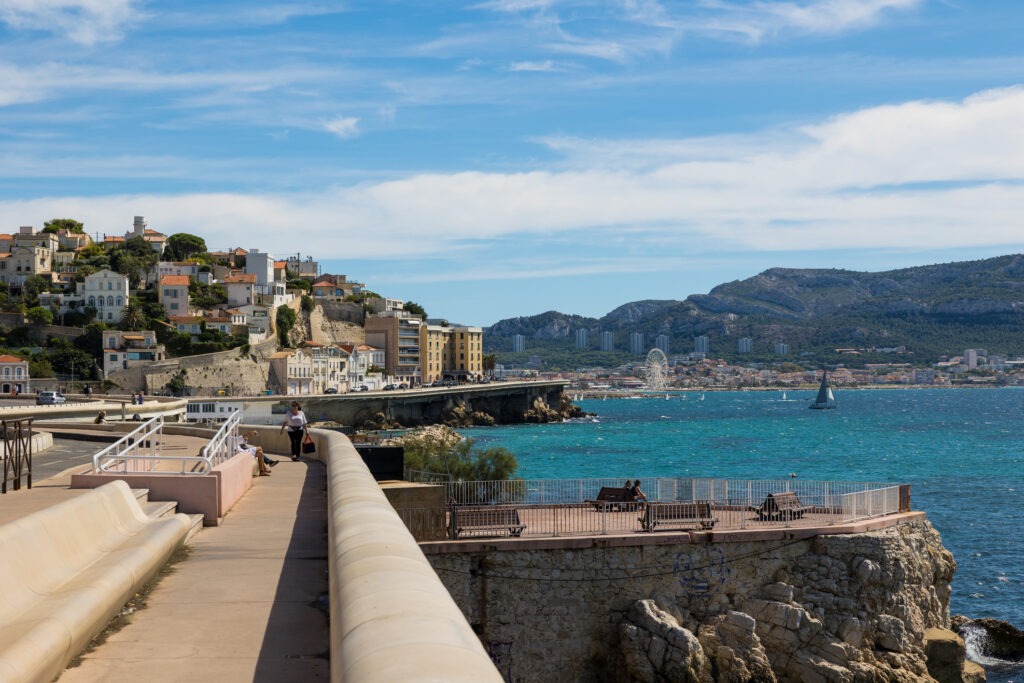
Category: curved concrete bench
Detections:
[{"x1": 0, "y1": 480, "x2": 192, "y2": 683}]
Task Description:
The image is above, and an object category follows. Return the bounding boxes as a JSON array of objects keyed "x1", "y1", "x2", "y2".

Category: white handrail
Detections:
[
  {"x1": 199, "y1": 410, "x2": 243, "y2": 469},
  {"x1": 92, "y1": 415, "x2": 166, "y2": 474}
]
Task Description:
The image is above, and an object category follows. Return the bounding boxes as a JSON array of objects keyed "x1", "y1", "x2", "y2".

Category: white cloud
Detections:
[
  {"x1": 3, "y1": 86, "x2": 1023, "y2": 271},
  {"x1": 0, "y1": 0, "x2": 140, "y2": 45},
  {"x1": 322, "y1": 116, "x2": 360, "y2": 139},
  {"x1": 682, "y1": 0, "x2": 923, "y2": 42},
  {"x1": 508, "y1": 60, "x2": 557, "y2": 72}
]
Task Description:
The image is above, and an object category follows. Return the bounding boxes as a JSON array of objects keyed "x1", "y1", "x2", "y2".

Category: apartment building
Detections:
[
  {"x1": 418, "y1": 323, "x2": 483, "y2": 384},
  {"x1": 268, "y1": 348, "x2": 314, "y2": 395},
  {"x1": 365, "y1": 313, "x2": 423, "y2": 386},
  {"x1": 102, "y1": 330, "x2": 165, "y2": 377},
  {"x1": 159, "y1": 275, "x2": 191, "y2": 316},
  {"x1": 0, "y1": 354, "x2": 30, "y2": 394}
]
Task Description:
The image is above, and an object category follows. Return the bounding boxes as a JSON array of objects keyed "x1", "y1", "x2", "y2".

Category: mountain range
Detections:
[{"x1": 483, "y1": 254, "x2": 1024, "y2": 367}]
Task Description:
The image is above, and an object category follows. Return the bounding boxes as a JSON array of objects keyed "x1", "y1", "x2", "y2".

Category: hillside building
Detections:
[{"x1": 599, "y1": 331, "x2": 614, "y2": 351}]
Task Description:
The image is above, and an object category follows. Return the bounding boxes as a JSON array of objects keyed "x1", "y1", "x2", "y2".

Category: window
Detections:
[{"x1": 108, "y1": 281, "x2": 112, "y2": 290}]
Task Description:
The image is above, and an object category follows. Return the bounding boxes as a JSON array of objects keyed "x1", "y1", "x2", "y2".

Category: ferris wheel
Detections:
[{"x1": 643, "y1": 348, "x2": 669, "y2": 391}]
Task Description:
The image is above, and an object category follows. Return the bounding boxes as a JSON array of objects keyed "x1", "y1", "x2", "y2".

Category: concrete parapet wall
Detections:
[
  {"x1": 0, "y1": 480, "x2": 191, "y2": 683},
  {"x1": 291, "y1": 427, "x2": 502, "y2": 683}
]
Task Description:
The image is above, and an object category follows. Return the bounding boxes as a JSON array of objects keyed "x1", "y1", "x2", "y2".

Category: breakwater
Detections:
[{"x1": 194, "y1": 380, "x2": 572, "y2": 429}]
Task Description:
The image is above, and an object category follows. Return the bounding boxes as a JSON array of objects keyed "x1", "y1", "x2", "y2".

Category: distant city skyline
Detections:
[{"x1": 2, "y1": 1, "x2": 1024, "y2": 326}]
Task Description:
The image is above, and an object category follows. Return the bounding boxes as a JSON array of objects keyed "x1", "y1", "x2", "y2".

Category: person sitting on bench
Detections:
[
  {"x1": 236, "y1": 433, "x2": 277, "y2": 476},
  {"x1": 630, "y1": 479, "x2": 648, "y2": 504},
  {"x1": 623, "y1": 479, "x2": 634, "y2": 501}
]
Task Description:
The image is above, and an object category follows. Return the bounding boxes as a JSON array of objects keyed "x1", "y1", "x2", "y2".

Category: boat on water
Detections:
[{"x1": 809, "y1": 370, "x2": 837, "y2": 410}]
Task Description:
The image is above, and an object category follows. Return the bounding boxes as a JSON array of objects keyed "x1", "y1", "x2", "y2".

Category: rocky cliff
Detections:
[{"x1": 428, "y1": 519, "x2": 981, "y2": 682}]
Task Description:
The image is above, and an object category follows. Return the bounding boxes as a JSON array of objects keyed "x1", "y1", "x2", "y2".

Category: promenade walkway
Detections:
[{"x1": 59, "y1": 455, "x2": 329, "y2": 682}]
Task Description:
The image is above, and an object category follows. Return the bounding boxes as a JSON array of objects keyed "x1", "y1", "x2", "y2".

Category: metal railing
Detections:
[
  {"x1": 93, "y1": 415, "x2": 171, "y2": 474},
  {"x1": 199, "y1": 410, "x2": 243, "y2": 469},
  {"x1": 2, "y1": 418, "x2": 33, "y2": 493},
  {"x1": 395, "y1": 477, "x2": 909, "y2": 541}
]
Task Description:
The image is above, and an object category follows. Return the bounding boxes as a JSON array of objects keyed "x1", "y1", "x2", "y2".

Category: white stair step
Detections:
[{"x1": 141, "y1": 500, "x2": 178, "y2": 520}]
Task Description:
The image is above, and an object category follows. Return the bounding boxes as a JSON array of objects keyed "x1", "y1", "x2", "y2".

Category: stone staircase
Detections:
[{"x1": 132, "y1": 487, "x2": 205, "y2": 542}]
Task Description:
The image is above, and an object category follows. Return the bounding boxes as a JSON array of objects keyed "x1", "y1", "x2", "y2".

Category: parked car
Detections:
[
  {"x1": 352, "y1": 385, "x2": 370, "y2": 392},
  {"x1": 324, "y1": 387, "x2": 339, "y2": 394},
  {"x1": 36, "y1": 391, "x2": 66, "y2": 405},
  {"x1": 382, "y1": 384, "x2": 397, "y2": 391}
]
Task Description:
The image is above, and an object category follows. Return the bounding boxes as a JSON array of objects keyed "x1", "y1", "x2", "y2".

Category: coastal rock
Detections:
[
  {"x1": 523, "y1": 396, "x2": 562, "y2": 423},
  {"x1": 697, "y1": 612, "x2": 775, "y2": 682},
  {"x1": 952, "y1": 616, "x2": 1024, "y2": 660},
  {"x1": 619, "y1": 599, "x2": 712, "y2": 682},
  {"x1": 924, "y1": 628, "x2": 986, "y2": 683}
]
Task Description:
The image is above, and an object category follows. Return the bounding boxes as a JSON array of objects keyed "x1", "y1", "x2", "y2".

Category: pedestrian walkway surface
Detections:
[{"x1": 58, "y1": 456, "x2": 330, "y2": 682}]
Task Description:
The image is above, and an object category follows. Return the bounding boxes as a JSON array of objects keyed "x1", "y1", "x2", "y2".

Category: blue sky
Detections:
[{"x1": 2, "y1": 1, "x2": 1024, "y2": 326}]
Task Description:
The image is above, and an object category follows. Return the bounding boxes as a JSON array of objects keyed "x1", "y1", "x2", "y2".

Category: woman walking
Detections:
[{"x1": 280, "y1": 401, "x2": 308, "y2": 461}]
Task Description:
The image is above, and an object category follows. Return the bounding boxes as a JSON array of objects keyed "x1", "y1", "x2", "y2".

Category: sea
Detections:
[{"x1": 469, "y1": 387, "x2": 1024, "y2": 681}]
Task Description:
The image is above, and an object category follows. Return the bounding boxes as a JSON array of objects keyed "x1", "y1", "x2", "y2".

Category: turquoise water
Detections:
[{"x1": 469, "y1": 388, "x2": 1024, "y2": 677}]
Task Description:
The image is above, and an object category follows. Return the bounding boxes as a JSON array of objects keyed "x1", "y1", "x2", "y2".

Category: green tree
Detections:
[
  {"x1": 397, "y1": 427, "x2": 519, "y2": 483},
  {"x1": 120, "y1": 296, "x2": 146, "y2": 330},
  {"x1": 28, "y1": 354, "x2": 53, "y2": 378},
  {"x1": 26, "y1": 306, "x2": 53, "y2": 325},
  {"x1": 42, "y1": 218, "x2": 85, "y2": 234},
  {"x1": 482, "y1": 354, "x2": 497, "y2": 374},
  {"x1": 167, "y1": 369, "x2": 188, "y2": 396},
  {"x1": 20, "y1": 275, "x2": 50, "y2": 307},
  {"x1": 276, "y1": 306, "x2": 297, "y2": 346},
  {"x1": 164, "y1": 233, "x2": 207, "y2": 261},
  {"x1": 301, "y1": 294, "x2": 314, "y2": 313},
  {"x1": 405, "y1": 301, "x2": 427, "y2": 319},
  {"x1": 189, "y1": 282, "x2": 227, "y2": 309}
]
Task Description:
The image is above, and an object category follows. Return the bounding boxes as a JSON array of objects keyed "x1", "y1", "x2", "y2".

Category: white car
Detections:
[{"x1": 36, "y1": 391, "x2": 67, "y2": 405}]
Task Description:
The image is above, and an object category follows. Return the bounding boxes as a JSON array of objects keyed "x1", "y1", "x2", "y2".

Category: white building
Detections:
[
  {"x1": 78, "y1": 269, "x2": 130, "y2": 324},
  {"x1": 102, "y1": 330, "x2": 165, "y2": 377}
]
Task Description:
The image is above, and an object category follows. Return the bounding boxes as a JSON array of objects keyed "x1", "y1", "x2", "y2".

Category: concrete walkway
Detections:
[{"x1": 58, "y1": 456, "x2": 330, "y2": 682}]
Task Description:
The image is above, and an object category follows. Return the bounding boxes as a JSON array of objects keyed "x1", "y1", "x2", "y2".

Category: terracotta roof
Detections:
[
  {"x1": 104, "y1": 236, "x2": 126, "y2": 243},
  {"x1": 0, "y1": 354, "x2": 25, "y2": 363},
  {"x1": 160, "y1": 275, "x2": 190, "y2": 286},
  {"x1": 270, "y1": 351, "x2": 295, "y2": 359},
  {"x1": 169, "y1": 315, "x2": 202, "y2": 323},
  {"x1": 224, "y1": 274, "x2": 256, "y2": 284}
]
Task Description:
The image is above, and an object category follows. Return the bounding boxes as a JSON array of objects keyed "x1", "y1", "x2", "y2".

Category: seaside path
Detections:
[{"x1": 58, "y1": 455, "x2": 330, "y2": 682}]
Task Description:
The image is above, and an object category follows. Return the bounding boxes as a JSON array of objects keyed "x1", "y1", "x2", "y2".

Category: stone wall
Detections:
[{"x1": 426, "y1": 519, "x2": 957, "y2": 682}]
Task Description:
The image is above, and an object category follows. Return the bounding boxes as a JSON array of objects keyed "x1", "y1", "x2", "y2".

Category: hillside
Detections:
[{"x1": 483, "y1": 254, "x2": 1024, "y2": 368}]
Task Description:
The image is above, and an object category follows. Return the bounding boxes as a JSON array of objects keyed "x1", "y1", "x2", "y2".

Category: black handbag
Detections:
[{"x1": 302, "y1": 434, "x2": 316, "y2": 454}]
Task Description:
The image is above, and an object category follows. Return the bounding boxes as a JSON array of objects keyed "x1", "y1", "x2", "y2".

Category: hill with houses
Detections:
[{"x1": 0, "y1": 216, "x2": 483, "y2": 397}]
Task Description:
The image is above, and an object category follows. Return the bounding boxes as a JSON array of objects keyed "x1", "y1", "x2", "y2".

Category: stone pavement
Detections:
[{"x1": 58, "y1": 455, "x2": 330, "y2": 682}]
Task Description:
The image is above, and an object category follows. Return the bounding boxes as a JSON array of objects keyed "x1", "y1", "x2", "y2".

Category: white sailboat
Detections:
[{"x1": 809, "y1": 370, "x2": 837, "y2": 410}]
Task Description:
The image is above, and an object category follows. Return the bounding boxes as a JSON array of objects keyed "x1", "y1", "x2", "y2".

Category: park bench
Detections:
[
  {"x1": 754, "y1": 491, "x2": 810, "y2": 521},
  {"x1": 585, "y1": 486, "x2": 634, "y2": 510},
  {"x1": 449, "y1": 505, "x2": 526, "y2": 539},
  {"x1": 639, "y1": 501, "x2": 716, "y2": 532}
]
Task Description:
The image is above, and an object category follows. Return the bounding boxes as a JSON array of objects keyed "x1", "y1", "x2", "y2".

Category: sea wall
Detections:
[{"x1": 425, "y1": 519, "x2": 959, "y2": 682}]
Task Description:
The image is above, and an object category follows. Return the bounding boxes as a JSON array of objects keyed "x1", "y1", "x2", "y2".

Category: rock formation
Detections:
[
  {"x1": 430, "y1": 519, "x2": 985, "y2": 682},
  {"x1": 614, "y1": 523, "x2": 976, "y2": 682}
]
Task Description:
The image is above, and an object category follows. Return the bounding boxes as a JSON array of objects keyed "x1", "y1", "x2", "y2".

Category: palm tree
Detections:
[{"x1": 120, "y1": 297, "x2": 146, "y2": 330}]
